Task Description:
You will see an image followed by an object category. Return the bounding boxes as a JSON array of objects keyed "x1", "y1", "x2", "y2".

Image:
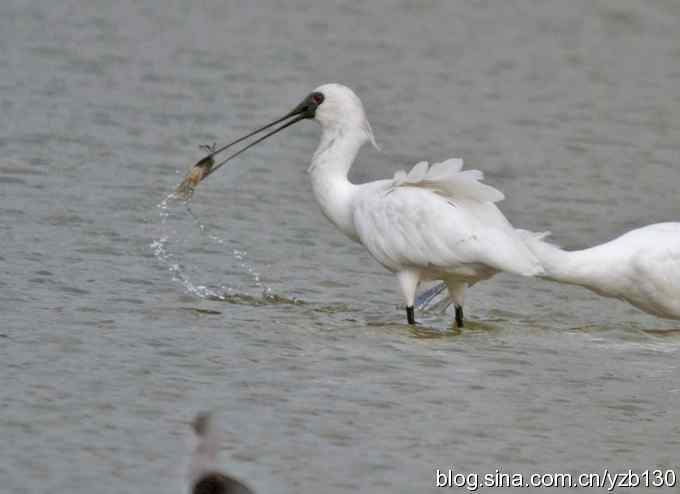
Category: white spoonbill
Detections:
[
  {"x1": 189, "y1": 412, "x2": 254, "y2": 494},
  {"x1": 516, "y1": 224, "x2": 680, "y2": 320},
  {"x1": 196, "y1": 83, "x2": 544, "y2": 326}
]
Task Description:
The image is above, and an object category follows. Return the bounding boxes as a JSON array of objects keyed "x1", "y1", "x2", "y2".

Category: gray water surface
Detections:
[{"x1": 2, "y1": 1, "x2": 680, "y2": 492}]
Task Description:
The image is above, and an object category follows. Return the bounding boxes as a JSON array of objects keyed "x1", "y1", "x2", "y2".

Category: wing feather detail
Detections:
[{"x1": 391, "y1": 158, "x2": 504, "y2": 203}]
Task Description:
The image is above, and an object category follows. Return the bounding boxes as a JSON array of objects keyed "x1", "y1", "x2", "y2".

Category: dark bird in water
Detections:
[{"x1": 189, "y1": 412, "x2": 254, "y2": 494}]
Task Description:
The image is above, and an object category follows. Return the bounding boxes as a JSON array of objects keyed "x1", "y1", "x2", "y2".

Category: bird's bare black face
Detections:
[
  {"x1": 288, "y1": 91, "x2": 324, "y2": 119},
  {"x1": 192, "y1": 90, "x2": 326, "y2": 181}
]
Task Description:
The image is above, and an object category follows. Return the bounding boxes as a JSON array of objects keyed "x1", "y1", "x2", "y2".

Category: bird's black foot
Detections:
[
  {"x1": 199, "y1": 142, "x2": 217, "y2": 153},
  {"x1": 406, "y1": 305, "x2": 416, "y2": 325},
  {"x1": 455, "y1": 305, "x2": 464, "y2": 328}
]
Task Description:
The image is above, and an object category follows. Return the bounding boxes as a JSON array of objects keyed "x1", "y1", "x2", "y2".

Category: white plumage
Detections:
[
  {"x1": 518, "y1": 223, "x2": 680, "y2": 320},
  {"x1": 306, "y1": 84, "x2": 543, "y2": 326},
  {"x1": 202, "y1": 83, "x2": 544, "y2": 326},
  {"x1": 196, "y1": 83, "x2": 680, "y2": 326}
]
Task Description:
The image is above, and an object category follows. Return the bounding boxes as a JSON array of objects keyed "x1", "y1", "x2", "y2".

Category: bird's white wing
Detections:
[
  {"x1": 352, "y1": 160, "x2": 542, "y2": 277},
  {"x1": 392, "y1": 158, "x2": 505, "y2": 203}
]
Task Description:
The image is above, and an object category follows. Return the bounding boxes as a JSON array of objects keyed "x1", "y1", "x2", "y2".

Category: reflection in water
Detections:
[{"x1": 409, "y1": 325, "x2": 463, "y2": 339}]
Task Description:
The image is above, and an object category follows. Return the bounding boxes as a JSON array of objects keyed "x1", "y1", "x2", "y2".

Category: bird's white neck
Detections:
[
  {"x1": 528, "y1": 239, "x2": 626, "y2": 297},
  {"x1": 307, "y1": 126, "x2": 366, "y2": 240}
]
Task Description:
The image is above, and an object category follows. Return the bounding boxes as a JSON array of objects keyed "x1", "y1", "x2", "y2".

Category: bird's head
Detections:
[
  {"x1": 192, "y1": 84, "x2": 379, "y2": 182},
  {"x1": 306, "y1": 83, "x2": 379, "y2": 149}
]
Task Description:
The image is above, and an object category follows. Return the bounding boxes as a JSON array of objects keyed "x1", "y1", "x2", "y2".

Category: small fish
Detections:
[{"x1": 175, "y1": 143, "x2": 217, "y2": 200}]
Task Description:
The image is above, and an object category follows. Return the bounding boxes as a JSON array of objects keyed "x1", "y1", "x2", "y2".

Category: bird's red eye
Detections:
[{"x1": 311, "y1": 93, "x2": 324, "y2": 105}]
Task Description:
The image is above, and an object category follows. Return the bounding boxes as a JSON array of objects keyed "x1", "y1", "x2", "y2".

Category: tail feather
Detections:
[
  {"x1": 415, "y1": 231, "x2": 568, "y2": 313},
  {"x1": 516, "y1": 229, "x2": 566, "y2": 279}
]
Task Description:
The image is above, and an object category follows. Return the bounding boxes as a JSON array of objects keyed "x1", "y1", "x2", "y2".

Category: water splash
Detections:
[
  {"x1": 150, "y1": 193, "x2": 273, "y2": 301},
  {"x1": 185, "y1": 205, "x2": 268, "y2": 295}
]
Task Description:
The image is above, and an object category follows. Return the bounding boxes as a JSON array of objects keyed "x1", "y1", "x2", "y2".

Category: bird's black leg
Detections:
[
  {"x1": 455, "y1": 305, "x2": 464, "y2": 328},
  {"x1": 406, "y1": 306, "x2": 416, "y2": 325}
]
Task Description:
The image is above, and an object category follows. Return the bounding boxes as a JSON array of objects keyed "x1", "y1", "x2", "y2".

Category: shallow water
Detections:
[{"x1": 1, "y1": 1, "x2": 680, "y2": 492}]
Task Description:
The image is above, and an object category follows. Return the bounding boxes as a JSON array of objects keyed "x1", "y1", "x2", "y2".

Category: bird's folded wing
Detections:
[
  {"x1": 353, "y1": 186, "x2": 543, "y2": 277},
  {"x1": 392, "y1": 159, "x2": 504, "y2": 203}
]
